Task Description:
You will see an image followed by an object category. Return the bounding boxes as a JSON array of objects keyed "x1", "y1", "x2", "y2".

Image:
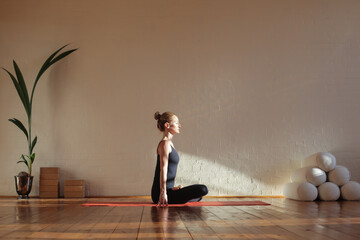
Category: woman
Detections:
[{"x1": 151, "y1": 111, "x2": 208, "y2": 207}]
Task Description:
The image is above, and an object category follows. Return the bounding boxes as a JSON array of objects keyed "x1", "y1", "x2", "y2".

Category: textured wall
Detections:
[{"x1": 1, "y1": 0, "x2": 360, "y2": 196}]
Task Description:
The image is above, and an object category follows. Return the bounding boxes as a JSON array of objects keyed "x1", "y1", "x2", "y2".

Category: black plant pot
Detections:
[{"x1": 15, "y1": 176, "x2": 33, "y2": 199}]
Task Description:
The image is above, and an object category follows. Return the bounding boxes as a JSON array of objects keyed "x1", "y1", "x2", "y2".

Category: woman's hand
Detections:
[
  {"x1": 157, "y1": 190, "x2": 168, "y2": 208},
  {"x1": 172, "y1": 185, "x2": 183, "y2": 191}
]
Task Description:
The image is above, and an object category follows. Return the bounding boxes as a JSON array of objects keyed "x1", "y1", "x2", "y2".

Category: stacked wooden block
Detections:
[
  {"x1": 39, "y1": 167, "x2": 59, "y2": 198},
  {"x1": 64, "y1": 180, "x2": 85, "y2": 198}
]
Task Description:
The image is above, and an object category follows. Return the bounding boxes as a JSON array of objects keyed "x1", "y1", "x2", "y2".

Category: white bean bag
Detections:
[
  {"x1": 301, "y1": 152, "x2": 336, "y2": 172},
  {"x1": 318, "y1": 182, "x2": 340, "y2": 201},
  {"x1": 283, "y1": 182, "x2": 318, "y2": 201},
  {"x1": 290, "y1": 167, "x2": 326, "y2": 186},
  {"x1": 328, "y1": 165, "x2": 351, "y2": 186},
  {"x1": 341, "y1": 181, "x2": 360, "y2": 200}
]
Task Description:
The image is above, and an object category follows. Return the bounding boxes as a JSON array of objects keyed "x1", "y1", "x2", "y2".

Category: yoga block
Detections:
[
  {"x1": 283, "y1": 182, "x2": 318, "y2": 201},
  {"x1": 290, "y1": 167, "x2": 326, "y2": 186},
  {"x1": 64, "y1": 180, "x2": 85, "y2": 198},
  {"x1": 318, "y1": 182, "x2": 340, "y2": 201},
  {"x1": 39, "y1": 180, "x2": 58, "y2": 186},
  {"x1": 328, "y1": 165, "x2": 351, "y2": 186},
  {"x1": 65, "y1": 180, "x2": 85, "y2": 186},
  {"x1": 40, "y1": 167, "x2": 59, "y2": 174},
  {"x1": 40, "y1": 185, "x2": 58, "y2": 192},
  {"x1": 39, "y1": 167, "x2": 60, "y2": 198},
  {"x1": 64, "y1": 192, "x2": 85, "y2": 198},
  {"x1": 40, "y1": 191, "x2": 59, "y2": 198},
  {"x1": 341, "y1": 181, "x2": 360, "y2": 200},
  {"x1": 40, "y1": 173, "x2": 60, "y2": 180},
  {"x1": 302, "y1": 152, "x2": 336, "y2": 172}
]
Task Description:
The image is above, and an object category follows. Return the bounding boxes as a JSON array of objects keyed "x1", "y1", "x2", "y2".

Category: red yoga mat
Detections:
[{"x1": 82, "y1": 201, "x2": 270, "y2": 207}]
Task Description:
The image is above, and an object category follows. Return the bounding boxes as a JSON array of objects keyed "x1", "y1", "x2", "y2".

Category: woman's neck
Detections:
[{"x1": 162, "y1": 131, "x2": 174, "y2": 141}]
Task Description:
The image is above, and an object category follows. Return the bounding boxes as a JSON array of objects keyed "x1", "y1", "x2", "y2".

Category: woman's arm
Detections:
[{"x1": 157, "y1": 140, "x2": 171, "y2": 207}]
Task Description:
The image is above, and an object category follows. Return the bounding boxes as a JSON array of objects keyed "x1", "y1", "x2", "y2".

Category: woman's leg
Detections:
[
  {"x1": 167, "y1": 184, "x2": 208, "y2": 204},
  {"x1": 151, "y1": 185, "x2": 160, "y2": 204}
]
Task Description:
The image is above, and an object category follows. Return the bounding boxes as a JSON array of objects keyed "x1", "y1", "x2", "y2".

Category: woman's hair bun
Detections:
[{"x1": 154, "y1": 111, "x2": 161, "y2": 120}]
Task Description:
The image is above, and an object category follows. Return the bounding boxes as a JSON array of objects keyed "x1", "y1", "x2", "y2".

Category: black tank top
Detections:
[{"x1": 151, "y1": 145, "x2": 180, "y2": 195}]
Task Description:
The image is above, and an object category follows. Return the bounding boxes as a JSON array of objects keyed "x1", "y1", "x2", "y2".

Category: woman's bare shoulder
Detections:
[{"x1": 158, "y1": 140, "x2": 172, "y2": 154}]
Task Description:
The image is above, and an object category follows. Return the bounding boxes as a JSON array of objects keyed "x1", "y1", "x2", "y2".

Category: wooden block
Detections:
[
  {"x1": 65, "y1": 180, "x2": 85, "y2": 186},
  {"x1": 40, "y1": 167, "x2": 59, "y2": 174},
  {"x1": 39, "y1": 180, "x2": 58, "y2": 186},
  {"x1": 64, "y1": 191, "x2": 85, "y2": 198},
  {"x1": 64, "y1": 186, "x2": 84, "y2": 192},
  {"x1": 40, "y1": 185, "x2": 58, "y2": 192},
  {"x1": 40, "y1": 191, "x2": 58, "y2": 198},
  {"x1": 40, "y1": 173, "x2": 59, "y2": 180}
]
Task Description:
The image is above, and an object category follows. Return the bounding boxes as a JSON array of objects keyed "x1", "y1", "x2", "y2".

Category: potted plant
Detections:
[{"x1": 2, "y1": 44, "x2": 77, "y2": 199}]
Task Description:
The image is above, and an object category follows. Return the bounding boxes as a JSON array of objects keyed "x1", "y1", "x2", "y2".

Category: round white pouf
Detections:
[
  {"x1": 328, "y1": 165, "x2": 351, "y2": 186},
  {"x1": 283, "y1": 182, "x2": 318, "y2": 201},
  {"x1": 341, "y1": 181, "x2": 360, "y2": 200},
  {"x1": 290, "y1": 167, "x2": 326, "y2": 186},
  {"x1": 318, "y1": 182, "x2": 340, "y2": 201},
  {"x1": 302, "y1": 152, "x2": 336, "y2": 172}
]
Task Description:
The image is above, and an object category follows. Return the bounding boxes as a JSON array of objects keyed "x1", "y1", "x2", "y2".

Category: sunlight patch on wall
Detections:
[{"x1": 176, "y1": 151, "x2": 287, "y2": 196}]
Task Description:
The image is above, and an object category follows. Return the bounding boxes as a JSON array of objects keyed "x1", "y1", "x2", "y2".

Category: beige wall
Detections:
[{"x1": 1, "y1": 0, "x2": 360, "y2": 196}]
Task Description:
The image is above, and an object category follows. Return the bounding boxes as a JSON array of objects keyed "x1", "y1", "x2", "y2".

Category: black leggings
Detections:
[{"x1": 152, "y1": 184, "x2": 208, "y2": 204}]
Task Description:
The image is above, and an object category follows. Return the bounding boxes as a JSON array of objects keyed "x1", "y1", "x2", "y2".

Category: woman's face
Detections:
[{"x1": 168, "y1": 116, "x2": 181, "y2": 134}]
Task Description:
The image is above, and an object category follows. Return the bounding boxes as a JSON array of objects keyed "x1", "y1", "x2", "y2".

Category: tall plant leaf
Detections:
[
  {"x1": 8, "y1": 118, "x2": 28, "y2": 139},
  {"x1": 20, "y1": 155, "x2": 29, "y2": 167},
  {"x1": 3, "y1": 44, "x2": 77, "y2": 176},
  {"x1": 31, "y1": 45, "x2": 77, "y2": 106},
  {"x1": 34, "y1": 44, "x2": 69, "y2": 85},
  {"x1": 13, "y1": 61, "x2": 30, "y2": 115},
  {"x1": 31, "y1": 136, "x2": 37, "y2": 154},
  {"x1": 50, "y1": 49, "x2": 78, "y2": 66},
  {"x1": 2, "y1": 68, "x2": 29, "y2": 114},
  {"x1": 30, "y1": 153, "x2": 35, "y2": 164}
]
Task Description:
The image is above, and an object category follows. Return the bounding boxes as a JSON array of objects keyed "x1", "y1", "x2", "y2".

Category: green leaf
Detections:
[
  {"x1": 31, "y1": 136, "x2": 37, "y2": 153},
  {"x1": 2, "y1": 68, "x2": 29, "y2": 114},
  {"x1": 13, "y1": 61, "x2": 30, "y2": 114},
  {"x1": 20, "y1": 155, "x2": 29, "y2": 167},
  {"x1": 31, "y1": 45, "x2": 77, "y2": 106},
  {"x1": 34, "y1": 44, "x2": 69, "y2": 84},
  {"x1": 8, "y1": 118, "x2": 28, "y2": 139},
  {"x1": 17, "y1": 160, "x2": 26, "y2": 164},
  {"x1": 30, "y1": 153, "x2": 35, "y2": 164},
  {"x1": 50, "y1": 49, "x2": 78, "y2": 66}
]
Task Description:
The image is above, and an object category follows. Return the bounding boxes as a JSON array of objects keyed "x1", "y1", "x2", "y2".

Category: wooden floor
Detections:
[{"x1": 0, "y1": 197, "x2": 359, "y2": 240}]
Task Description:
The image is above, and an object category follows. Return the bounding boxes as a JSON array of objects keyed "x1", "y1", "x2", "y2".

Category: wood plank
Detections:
[
  {"x1": 138, "y1": 206, "x2": 192, "y2": 240},
  {"x1": 40, "y1": 167, "x2": 60, "y2": 174},
  {"x1": 0, "y1": 197, "x2": 359, "y2": 239},
  {"x1": 39, "y1": 180, "x2": 58, "y2": 186},
  {"x1": 176, "y1": 207, "x2": 221, "y2": 239},
  {"x1": 65, "y1": 180, "x2": 85, "y2": 186},
  {"x1": 40, "y1": 173, "x2": 59, "y2": 180},
  {"x1": 39, "y1": 191, "x2": 59, "y2": 198},
  {"x1": 40, "y1": 185, "x2": 58, "y2": 192},
  {"x1": 268, "y1": 198, "x2": 360, "y2": 239},
  {"x1": 64, "y1": 192, "x2": 85, "y2": 198},
  {"x1": 64, "y1": 186, "x2": 84, "y2": 192},
  {"x1": 239, "y1": 202, "x2": 359, "y2": 240}
]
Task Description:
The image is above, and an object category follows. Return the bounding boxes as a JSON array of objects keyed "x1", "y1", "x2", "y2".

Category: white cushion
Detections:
[
  {"x1": 328, "y1": 165, "x2": 351, "y2": 186},
  {"x1": 302, "y1": 152, "x2": 336, "y2": 172},
  {"x1": 290, "y1": 167, "x2": 326, "y2": 186},
  {"x1": 341, "y1": 181, "x2": 360, "y2": 200},
  {"x1": 318, "y1": 182, "x2": 340, "y2": 201},
  {"x1": 283, "y1": 182, "x2": 318, "y2": 201}
]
